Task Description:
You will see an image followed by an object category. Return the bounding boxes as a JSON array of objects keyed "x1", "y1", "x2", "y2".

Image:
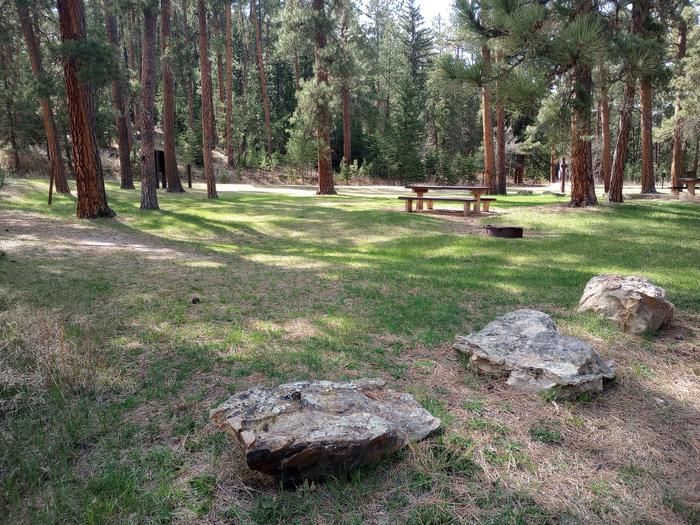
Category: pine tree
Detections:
[
  {"x1": 57, "y1": 0, "x2": 115, "y2": 218},
  {"x1": 312, "y1": 0, "x2": 335, "y2": 194},
  {"x1": 103, "y1": 0, "x2": 133, "y2": 189},
  {"x1": 225, "y1": 0, "x2": 234, "y2": 167},
  {"x1": 251, "y1": 0, "x2": 272, "y2": 158},
  {"x1": 16, "y1": 0, "x2": 71, "y2": 194},
  {"x1": 161, "y1": 0, "x2": 184, "y2": 192},
  {"x1": 139, "y1": 0, "x2": 159, "y2": 209},
  {"x1": 197, "y1": 0, "x2": 218, "y2": 198}
]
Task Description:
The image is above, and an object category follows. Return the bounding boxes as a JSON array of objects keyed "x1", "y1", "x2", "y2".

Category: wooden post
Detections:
[
  {"x1": 187, "y1": 163, "x2": 192, "y2": 188},
  {"x1": 560, "y1": 157, "x2": 567, "y2": 194},
  {"x1": 48, "y1": 168, "x2": 54, "y2": 205},
  {"x1": 416, "y1": 191, "x2": 424, "y2": 211}
]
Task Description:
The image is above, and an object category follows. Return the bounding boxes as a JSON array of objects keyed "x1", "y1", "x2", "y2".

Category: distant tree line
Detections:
[{"x1": 0, "y1": 0, "x2": 698, "y2": 215}]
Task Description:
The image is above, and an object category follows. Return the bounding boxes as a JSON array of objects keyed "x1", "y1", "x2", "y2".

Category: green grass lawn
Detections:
[{"x1": 1, "y1": 179, "x2": 699, "y2": 524}]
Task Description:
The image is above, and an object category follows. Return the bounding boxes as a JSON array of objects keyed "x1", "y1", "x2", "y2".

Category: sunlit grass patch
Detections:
[{"x1": 1, "y1": 178, "x2": 699, "y2": 524}]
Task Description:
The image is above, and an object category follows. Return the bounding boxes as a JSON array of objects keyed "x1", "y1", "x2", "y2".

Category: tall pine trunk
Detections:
[
  {"x1": 161, "y1": 0, "x2": 184, "y2": 192},
  {"x1": 341, "y1": 84, "x2": 351, "y2": 165},
  {"x1": 183, "y1": 0, "x2": 196, "y2": 131},
  {"x1": 480, "y1": 46, "x2": 496, "y2": 194},
  {"x1": 127, "y1": 9, "x2": 141, "y2": 133},
  {"x1": 103, "y1": 0, "x2": 134, "y2": 189},
  {"x1": 57, "y1": 0, "x2": 114, "y2": 218},
  {"x1": 569, "y1": 63, "x2": 597, "y2": 207},
  {"x1": 313, "y1": 0, "x2": 335, "y2": 195},
  {"x1": 609, "y1": 79, "x2": 634, "y2": 202},
  {"x1": 214, "y1": 14, "x2": 225, "y2": 104},
  {"x1": 2, "y1": 72, "x2": 21, "y2": 173},
  {"x1": 640, "y1": 78, "x2": 656, "y2": 193},
  {"x1": 495, "y1": 101, "x2": 506, "y2": 193},
  {"x1": 670, "y1": 19, "x2": 687, "y2": 188},
  {"x1": 139, "y1": 2, "x2": 158, "y2": 209},
  {"x1": 550, "y1": 146, "x2": 557, "y2": 183},
  {"x1": 251, "y1": 0, "x2": 272, "y2": 157},
  {"x1": 198, "y1": 0, "x2": 218, "y2": 198},
  {"x1": 609, "y1": 0, "x2": 641, "y2": 203},
  {"x1": 600, "y1": 88, "x2": 611, "y2": 192},
  {"x1": 494, "y1": 51, "x2": 506, "y2": 194},
  {"x1": 225, "y1": 0, "x2": 234, "y2": 167},
  {"x1": 16, "y1": 0, "x2": 70, "y2": 194}
]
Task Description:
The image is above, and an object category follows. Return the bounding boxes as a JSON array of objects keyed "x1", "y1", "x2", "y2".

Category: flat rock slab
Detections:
[
  {"x1": 578, "y1": 275, "x2": 674, "y2": 334},
  {"x1": 210, "y1": 378, "x2": 440, "y2": 482},
  {"x1": 454, "y1": 309, "x2": 615, "y2": 397}
]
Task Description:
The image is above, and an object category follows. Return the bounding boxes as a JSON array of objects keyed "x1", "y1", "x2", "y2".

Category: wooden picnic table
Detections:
[
  {"x1": 406, "y1": 184, "x2": 491, "y2": 213},
  {"x1": 677, "y1": 178, "x2": 699, "y2": 196}
]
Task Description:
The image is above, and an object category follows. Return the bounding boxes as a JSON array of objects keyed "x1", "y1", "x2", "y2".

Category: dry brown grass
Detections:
[{"x1": 0, "y1": 306, "x2": 101, "y2": 414}]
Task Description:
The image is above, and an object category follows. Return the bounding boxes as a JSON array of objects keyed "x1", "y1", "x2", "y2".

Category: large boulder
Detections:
[
  {"x1": 210, "y1": 378, "x2": 440, "y2": 482},
  {"x1": 577, "y1": 275, "x2": 674, "y2": 334},
  {"x1": 454, "y1": 309, "x2": 615, "y2": 397}
]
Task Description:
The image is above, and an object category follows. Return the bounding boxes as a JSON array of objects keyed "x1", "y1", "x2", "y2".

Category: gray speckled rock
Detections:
[
  {"x1": 454, "y1": 309, "x2": 615, "y2": 397},
  {"x1": 578, "y1": 275, "x2": 674, "y2": 334},
  {"x1": 210, "y1": 378, "x2": 440, "y2": 481}
]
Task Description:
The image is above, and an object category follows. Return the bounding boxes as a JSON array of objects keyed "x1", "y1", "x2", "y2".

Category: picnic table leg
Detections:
[
  {"x1": 689, "y1": 183, "x2": 696, "y2": 196},
  {"x1": 474, "y1": 195, "x2": 481, "y2": 214},
  {"x1": 483, "y1": 201, "x2": 490, "y2": 212},
  {"x1": 463, "y1": 202, "x2": 471, "y2": 217},
  {"x1": 427, "y1": 199, "x2": 433, "y2": 210},
  {"x1": 416, "y1": 191, "x2": 424, "y2": 211},
  {"x1": 405, "y1": 199, "x2": 413, "y2": 212}
]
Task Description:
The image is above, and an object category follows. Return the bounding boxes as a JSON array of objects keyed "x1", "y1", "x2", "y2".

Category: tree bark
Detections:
[
  {"x1": 569, "y1": 63, "x2": 597, "y2": 207},
  {"x1": 183, "y1": 0, "x2": 196, "y2": 131},
  {"x1": 341, "y1": 84, "x2": 351, "y2": 165},
  {"x1": 3, "y1": 78, "x2": 20, "y2": 173},
  {"x1": 139, "y1": 1, "x2": 159, "y2": 209},
  {"x1": 17, "y1": 1, "x2": 70, "y2": 193},
  {"x1": 214, "y1": 14, "x2": 225, "y2": 104},
  {"x1": 514, "y1": 154, "x2": 525, "y2": 184},
  {"x1": 313, "y1": 0, "x2": 335, "y2": 194},
  {"x1": 550, "y1": 146, "x2": 557, "y2": 183},
  {"x1": 670, "y1": 19, "x2": 687, "y2": 188},
  {"x1": 639, "y1": 77, "x2": 655, "y2": 193},
  {"x1": 57, "y1": 0, "x2": 114, "y2": 218},
  {"x1": 495, "y1": 100, "x2": 506, "y2": 193},
  {"x1": 600, "y1": 87, "x2": 611, "y2": 192},
  {"x1": 251, "y1": 0, "x2": 272, "y2": 157},
  {"x1": 480, "y1": 46, "x2": 496, "y2": 194},
  {"x1": 198, "y1": 0, "x2": 218, "y2": 198},
  {"x1": 127, "y1": 8, "x2": 141, "y2": 132},
  {"x1": 494, "y1": 51, "x2": 506, "y2": 194},
  {"x1": 609, "y1": 0, "x2": 642, "y2": 203},
  {"x1": 161, "y1": 0, "x2": 184, "y2": 192},
  {"x1": 225, "y1": 0, "x2": 234, "y2": 167},
  {"x1": 609, "y1": 79, "x2": 634, "y2": 202},
  {"x1": 103, "y1": 0, "x2": 134, "y2": 189}
]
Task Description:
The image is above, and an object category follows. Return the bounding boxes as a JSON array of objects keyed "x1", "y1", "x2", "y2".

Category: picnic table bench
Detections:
[
  {"x1": 399, "y1": 195, "x2": 495, "y2": 216},
  {"x1": 674, "y1": 178, "x2": 700, "y2": 196},
  {"x1": 403, "y1": 184, "x2": 495, "y2": 214}
]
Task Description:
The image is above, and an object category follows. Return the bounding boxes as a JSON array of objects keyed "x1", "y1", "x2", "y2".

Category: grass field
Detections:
[{"x1": 1, "y1": 178, "x2": 699, "y2": 524}]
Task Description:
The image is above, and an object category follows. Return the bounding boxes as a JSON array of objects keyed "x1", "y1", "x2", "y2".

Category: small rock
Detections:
[
  {"x1": 454, "y1": 309, "x2": 615, "y2": 398},
  {"x1": 210, "y1": 378, "x2": 440, "y2": 482},
  {"x1": 577, "y1": 275, "x2": 674, "y2": 334},
  {"x1": 191, "y1": 297, "x2": 200, "y2": 304},
  {"x1": 674, "y1": 334, "x2": 685, "y2": 341},
  {"x1": 516, "y1": 190, "x2": 533, "y2": 195}
]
